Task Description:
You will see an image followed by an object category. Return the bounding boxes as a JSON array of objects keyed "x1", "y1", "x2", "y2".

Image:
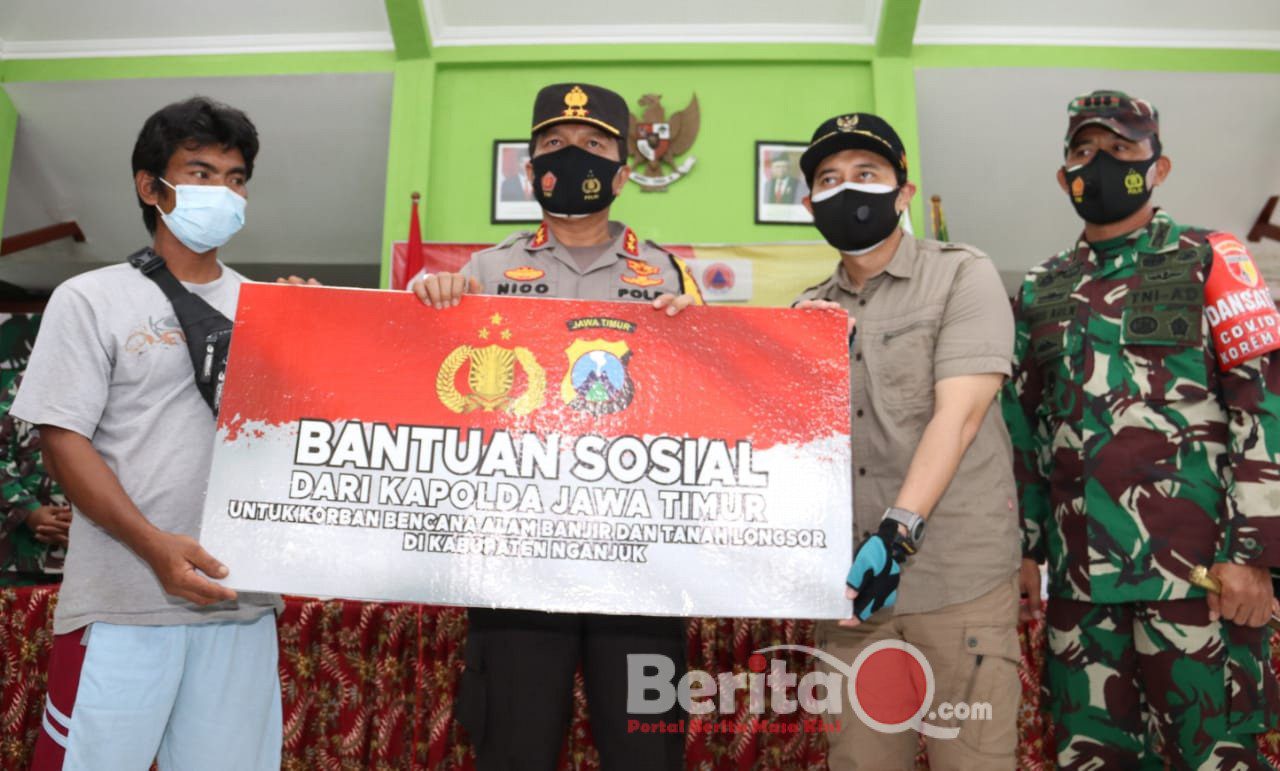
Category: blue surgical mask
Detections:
[{"x1": 156, "y1": 178, "x2": 246, "y2": 253}]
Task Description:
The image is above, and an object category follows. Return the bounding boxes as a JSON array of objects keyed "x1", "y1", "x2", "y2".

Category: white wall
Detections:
[
  {"x1": 915, "y1": 68, "x2": 1280, "y2": 291},
  {"x1": 1, "y1": 73, "x2": 393, "y2": 290}
]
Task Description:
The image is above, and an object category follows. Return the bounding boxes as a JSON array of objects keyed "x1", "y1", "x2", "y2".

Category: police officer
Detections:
[
  {"x1": 1003, "y1": 90, "x2": 1280, "y2": 769},
  {"x1": 412, "y1": 82, "x2": 701, "y2": 771}
]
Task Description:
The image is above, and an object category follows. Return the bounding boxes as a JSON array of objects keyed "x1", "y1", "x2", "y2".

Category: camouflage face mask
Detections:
[{"x1": 1063, "y1": 150, "x2": 1157, "y2": 226}]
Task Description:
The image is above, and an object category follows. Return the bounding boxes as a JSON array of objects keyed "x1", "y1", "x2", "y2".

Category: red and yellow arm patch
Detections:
[{"x1": 1205, "y1": 232, "x2": 1280, "y2": 371}]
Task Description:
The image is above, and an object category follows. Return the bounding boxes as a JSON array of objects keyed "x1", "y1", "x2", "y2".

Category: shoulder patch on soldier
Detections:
[
  {"x1": 1204, "y1": 232, "x2": 1280, "y2": 371},
  {"x1": 1148, "y1": 218, "x2": 1173, "y2": 251}
]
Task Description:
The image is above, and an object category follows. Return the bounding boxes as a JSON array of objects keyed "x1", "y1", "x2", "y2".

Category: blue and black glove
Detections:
[{"x1": 846, "y1": 519, "x2": 913, "y2": 621}]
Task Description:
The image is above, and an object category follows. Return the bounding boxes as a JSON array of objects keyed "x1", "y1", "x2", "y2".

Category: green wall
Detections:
[
  {"x1": 3, "y1": 32, "x2": 1278, "y2": 290},
  {"x1": 0, "y1": 87, "x2": 16, "y2": 241},
  {"x1": 423, "y1": 60, "x2": 873, "y2": 245}
]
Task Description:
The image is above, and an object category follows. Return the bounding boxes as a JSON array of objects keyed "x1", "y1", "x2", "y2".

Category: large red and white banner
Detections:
[{"x1": 200, "y1": 284, "x2": 852, "y2": 618}]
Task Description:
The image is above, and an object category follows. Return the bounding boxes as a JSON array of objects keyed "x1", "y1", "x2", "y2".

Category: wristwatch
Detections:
[{"x1": 882, "y1": 507, "x2": 926, "y2": 551}]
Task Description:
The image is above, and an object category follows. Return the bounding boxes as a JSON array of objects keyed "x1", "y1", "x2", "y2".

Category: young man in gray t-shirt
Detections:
[{"x1": 15, "y1": 97, "x2": 283, "y2": 771}]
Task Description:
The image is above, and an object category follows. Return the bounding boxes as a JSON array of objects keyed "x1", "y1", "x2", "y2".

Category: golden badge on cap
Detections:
[
  {"x1": 563, "y1": 85, "x2": 589, "y2": 118},
  {"x1": 836, "y1": 114, "x2": 859, "y2": 132}
]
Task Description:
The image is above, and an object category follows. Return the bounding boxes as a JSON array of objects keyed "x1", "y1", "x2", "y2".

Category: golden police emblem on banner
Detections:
[
  {"x1": 437, "y1": 313, "x2": 546, "y2": 415},
  {"x1": 628, "y1": 93, "x2": 700, "y2": 192}
]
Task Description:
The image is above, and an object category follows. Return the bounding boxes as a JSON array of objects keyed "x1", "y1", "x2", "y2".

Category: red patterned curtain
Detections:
[{"x1": 3, "y1": 587, "x2": 1277, "y2": 770}]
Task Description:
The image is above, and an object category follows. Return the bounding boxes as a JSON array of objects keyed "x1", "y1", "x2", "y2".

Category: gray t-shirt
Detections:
[{"x1": 12, "y1": 261, "x2": 281, "y2": 634}]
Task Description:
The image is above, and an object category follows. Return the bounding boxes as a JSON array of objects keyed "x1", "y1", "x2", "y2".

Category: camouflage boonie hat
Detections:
[{"x1": 1065, "y1": 90, "x2": 1159, "y2": 149}]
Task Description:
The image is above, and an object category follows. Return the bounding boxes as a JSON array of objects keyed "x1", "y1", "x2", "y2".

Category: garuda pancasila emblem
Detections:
[
  {"x1": 436, "y1": 314, "x2": 546, "y2": 416},
  {"x1": 628, "y1": 93, "x2": 699, "y2": 192}
]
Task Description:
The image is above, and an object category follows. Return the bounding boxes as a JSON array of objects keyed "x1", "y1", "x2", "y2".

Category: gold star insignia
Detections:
[
  {"x1": 478, "y1": 328, "x2": 490, "y2": 339},
  {"x1": 500, "y1": 329, "x2": 512, "y2": 340},
  {"x1": 490, "y1": 313, "x2": 504, "y2": 325}
]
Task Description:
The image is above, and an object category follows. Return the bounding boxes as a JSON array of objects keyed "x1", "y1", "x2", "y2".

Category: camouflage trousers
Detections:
[{"x1": 1046, "y1": 597, "x2": 1278, "y2": 771}]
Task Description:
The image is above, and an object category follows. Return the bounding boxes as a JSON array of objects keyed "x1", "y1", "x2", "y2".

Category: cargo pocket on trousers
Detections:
[
  {"x1": 456, "y1": 664, "x2": 487, "y2": 747},
  {"x1": 1222, "y1": 625, "x2": 1277, "y2": 735},
  {"x1": 955, "y1": 624, "x2": 1021, "y2": 756}
]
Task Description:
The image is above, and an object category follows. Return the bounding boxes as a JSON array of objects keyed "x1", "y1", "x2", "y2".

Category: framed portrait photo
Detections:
[
  {"x1": 755, "y1": 141, "x2": 812, "y2": 225},
  {"x1": 491, "y1": 139, "x2": 541, "y2": 224}
]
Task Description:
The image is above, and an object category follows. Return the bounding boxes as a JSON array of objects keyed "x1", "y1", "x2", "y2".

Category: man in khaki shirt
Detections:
[
  {"x1": 411, "y1": 83, "x2": 701, "y2": 771},
  {"x1": 793, "y1": 113, "x2": 1021, "y2": 769}
]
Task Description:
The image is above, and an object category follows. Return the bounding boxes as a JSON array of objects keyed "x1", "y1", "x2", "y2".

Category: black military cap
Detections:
[
  {"x1": 531, "y1": 83, "x2": 628, "y2": 138},
  {"x1": 799, "y1": 113, "x2": 908, "y2": 185}
]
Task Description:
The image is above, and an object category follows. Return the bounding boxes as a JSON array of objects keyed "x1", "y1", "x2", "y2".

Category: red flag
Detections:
[{"x1": 393, "y1": 192, "x2": 423, "y2": 290}]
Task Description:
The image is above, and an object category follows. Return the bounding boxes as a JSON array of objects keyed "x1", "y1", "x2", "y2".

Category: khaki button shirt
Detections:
[
  {"x1": 795, "y1": 235, "x2": 1020, "y2": 615},
  {"x1": 463, "y1": 221, "x2": 702, "y2": 304}
]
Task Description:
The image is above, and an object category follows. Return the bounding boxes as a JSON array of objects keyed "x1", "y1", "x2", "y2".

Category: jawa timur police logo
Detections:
[
  {"x1": 628, "y1": 93, "x2": 700, "y2": 191},
  {"x1": 562, "y1": 323, "x2": 635, "y2": 415},
  {"x1": 437, "y1": 313, "x2": 546, "y2": 416}
]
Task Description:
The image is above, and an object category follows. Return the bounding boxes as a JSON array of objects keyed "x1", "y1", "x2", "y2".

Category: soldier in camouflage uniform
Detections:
[
  {"x1": 1002, "y1": 90, "x2": 1280, "y2": 770},
  {"x1": 0, "y1": 315, "x2": 68, "y2": 585}
]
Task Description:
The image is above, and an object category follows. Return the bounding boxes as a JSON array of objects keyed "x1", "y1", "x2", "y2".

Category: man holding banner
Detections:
[
  {"x1": 794, "y1": 112, "x2": 1022, "y2": 769},
  {"x1": 12, "y1": 98, "x2": 284, "y2": 770},
  {"x1": 413, "y1": 82, "x2": 702, "y2": 771}
]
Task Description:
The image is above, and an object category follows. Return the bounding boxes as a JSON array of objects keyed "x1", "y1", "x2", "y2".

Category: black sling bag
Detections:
[{"x1": 127, "y1": 247, "x2": 234, "y2": 414}]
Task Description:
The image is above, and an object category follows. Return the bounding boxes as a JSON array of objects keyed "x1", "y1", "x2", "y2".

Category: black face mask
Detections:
[
  {"x1": 810, "y1": 183, "x2": 902, "y2": 253},
  {"x1": 1062, "y1": 150, "x2": 1157, "y2": 225},
  {"x1": 530, "y1": 145, "x2": 623, "y2": 217}
]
